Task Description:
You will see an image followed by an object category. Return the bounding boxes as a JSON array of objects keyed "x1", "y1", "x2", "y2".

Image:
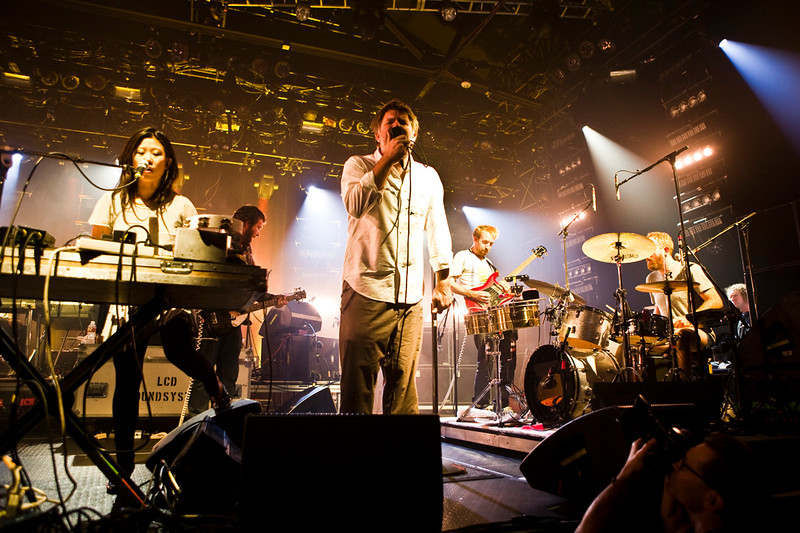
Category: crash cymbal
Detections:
[
  {"x1": 521, "y1": 278, "x2": 586, "y2": 305},
  {"x1": 635, "y1": 280, "x2": 699, "y2": 294},
  {"x1": 582, "y1": 232, "x2": 656, "y2": 264}
]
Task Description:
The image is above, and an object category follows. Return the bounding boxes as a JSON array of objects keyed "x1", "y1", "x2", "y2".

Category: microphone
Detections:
[
  {"x1": 591, "y1": 184, "x2": 597, "y2": 211},
  {"x1": 660, "y1": 145, "x2": 689, "y2": 163},
  {"x1": 614, "y1": 173, "x2": 620, "y2": 201},
  {"x1": 389, "y1": 125, "x2": 405, "y2": 139},
  {"x1": 132, "y1": 162, "x2": 148, "y2": 179}
]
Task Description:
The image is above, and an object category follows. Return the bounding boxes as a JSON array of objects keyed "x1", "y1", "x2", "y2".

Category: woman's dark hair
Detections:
[{"x1": 114, "y1": 126, "x2": 179, "y2": 213}]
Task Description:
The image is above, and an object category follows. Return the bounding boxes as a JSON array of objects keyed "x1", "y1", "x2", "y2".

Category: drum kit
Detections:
[{"x1": 521, "y1": 231, "x2": 702, "y2": 426}]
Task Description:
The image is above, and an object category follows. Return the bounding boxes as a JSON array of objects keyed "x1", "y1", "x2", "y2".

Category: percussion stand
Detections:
[{"x1": 457, "y1": 332, "x2": 516, "y2": 426}]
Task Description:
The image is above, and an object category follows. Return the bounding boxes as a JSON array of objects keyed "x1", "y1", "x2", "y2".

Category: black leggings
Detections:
[{"x1": 112, "y1": 311, "x2": 219, "y2": 475}]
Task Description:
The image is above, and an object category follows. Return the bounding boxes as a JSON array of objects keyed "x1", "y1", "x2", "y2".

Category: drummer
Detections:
[
  {"x1": 450, "y1": 225, "x2": 517, "y2": 409},
  {"x1": 644, "y1": 231, "x2": 723, "y2": 379}
]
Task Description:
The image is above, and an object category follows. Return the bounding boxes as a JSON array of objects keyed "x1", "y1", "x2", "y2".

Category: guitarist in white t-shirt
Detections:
[
  {"x1": 450, "y1": 225, "x2": 517, "y2": 410},
  {"x1": 187, "y1": 205, "x2": 287, "y2": 416}
]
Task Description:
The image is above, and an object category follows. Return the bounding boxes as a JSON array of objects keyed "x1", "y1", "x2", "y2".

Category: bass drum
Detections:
[{"x1": 524, "y1": 344, "x2": 620, "y2": 425}]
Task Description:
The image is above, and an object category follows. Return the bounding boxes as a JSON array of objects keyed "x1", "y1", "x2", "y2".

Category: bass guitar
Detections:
[
  {"x1": 202, "y1": 289, "x2": 306, "y2": 337},
  {"x1": 465, "y1": 246, "x2": 547, "y2": 311}
]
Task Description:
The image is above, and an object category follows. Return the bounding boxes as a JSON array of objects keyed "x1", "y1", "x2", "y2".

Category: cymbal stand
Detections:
[
  {"x1": 661, "y1": 284, "x2": 686, "y2": 381},
  {"x1": 611, "y1": 246, "x2": 639, "y2": 382}
]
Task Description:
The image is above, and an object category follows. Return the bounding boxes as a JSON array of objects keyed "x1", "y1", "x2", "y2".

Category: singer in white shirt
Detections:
[{"x1": 339, "y1": 99, "x2": 453, "y2": 414}]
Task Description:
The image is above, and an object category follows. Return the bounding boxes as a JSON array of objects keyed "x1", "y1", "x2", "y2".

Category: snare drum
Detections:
[
  {"x1": 490, "y1": 300, "x2": 540, "y2": 331},
  {"x1": 557, "y1": 305, "x2": 614, "y2": 350},
  {"x1": 465, "y1": 309, "x2": 492, "y2": 336}
]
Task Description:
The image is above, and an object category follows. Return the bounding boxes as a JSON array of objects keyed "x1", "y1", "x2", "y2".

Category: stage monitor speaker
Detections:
[
  {"x1": 520, "y1": 407, "x2": 628, "y2": 507},
  {"x1": 238, "y1": 414, "x2": 443, "y2": 531},
  {"x1": 276, "y1": 385, "x2": 337, "y2": 413},
  {"x1": 591, "y1": 379, "x2": 725, "y2": 438},
  {"x1": 145, "y1": 398, "x2": 262, "y2": 471},
  {"x1": 168, "y1": 417, "x2": 242, "y2": 515}
]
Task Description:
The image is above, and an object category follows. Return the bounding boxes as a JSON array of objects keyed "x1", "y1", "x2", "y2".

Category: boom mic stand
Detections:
[
  {"x1": 616, "y1": 146, "x2": 704, "y2": 378},
  {"x1": 557, "y1": 197, "x2": 593, "y2": 291}
]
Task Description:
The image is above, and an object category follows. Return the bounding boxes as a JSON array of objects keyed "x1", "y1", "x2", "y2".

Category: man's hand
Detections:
[
  {"x1": 469, "y1": 290, "x2": 491, "y2": 306},
  {"x1": 432, "y1": 278, "x2": 453, "y2": 314},
  {"x1": 276, "y1": 295, "x2": 288, "y2": 308},
  {"x1": 673, "y1": 316, "x2": 692, "y2": 329}
]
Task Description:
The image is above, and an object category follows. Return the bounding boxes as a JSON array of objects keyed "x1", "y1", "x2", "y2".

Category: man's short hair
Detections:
[
  {"x1": 473, "y1": 225, "x2": 499, "y2": 240},
  {"x1": 725, "y1": 283, "x2": 747, "y2": 300},
  {"x1": 233, "y1": 204, "x2": 266, "y2": 226},
  {"x1": 370, "y1": 99, "x2": 420, "y2": 138},
  {"x1": 647, "y1": 231, "x2": 674, "y2": 254}
]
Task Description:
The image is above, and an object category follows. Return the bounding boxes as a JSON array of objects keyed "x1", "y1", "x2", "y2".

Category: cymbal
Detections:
[
  {"x1": 521, "y1": 278, "x2": 586, "y2": 305},
  {"x1": 635, "y1": 280, "x2": 699, "y2": 294},
  {"x1": 582, "y1": 232, "x2": 656, "y2": 264}
]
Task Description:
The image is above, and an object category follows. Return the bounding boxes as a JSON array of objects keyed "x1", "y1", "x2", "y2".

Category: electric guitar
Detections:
[
  {"x1": 465, "y1": 246, "x2": 547, "y2": 311},
  {"x1": 202, "y1": 289, "x2": 306, "y2": 337}
]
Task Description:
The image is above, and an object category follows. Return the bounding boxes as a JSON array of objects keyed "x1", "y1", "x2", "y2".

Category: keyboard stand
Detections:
[{"x1": 0, "y1": 292, "x2": 169, "y2": 506}]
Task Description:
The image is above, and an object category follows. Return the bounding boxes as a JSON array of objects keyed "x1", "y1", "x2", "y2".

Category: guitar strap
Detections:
[{"x1": 469, "y1": 248, "x2": 497, "y2": 274}]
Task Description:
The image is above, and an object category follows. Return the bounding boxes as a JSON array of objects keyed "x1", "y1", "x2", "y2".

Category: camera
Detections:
[{"x1": 618, "y1": 394, "x2": 694, "y2": 475}]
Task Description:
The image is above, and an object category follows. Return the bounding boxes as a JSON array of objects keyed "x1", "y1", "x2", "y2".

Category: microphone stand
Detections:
[
  {"x1": 616, "y1": 146, "x2": 704, "y2": 379},
  {"x1": 557, "y1": 197, "x2": 593, "y2": 290}
]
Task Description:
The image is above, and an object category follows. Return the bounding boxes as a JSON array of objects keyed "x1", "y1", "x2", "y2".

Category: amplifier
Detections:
[{"x1": 73, "y1": 346, "x2": 251, "y2": 418}]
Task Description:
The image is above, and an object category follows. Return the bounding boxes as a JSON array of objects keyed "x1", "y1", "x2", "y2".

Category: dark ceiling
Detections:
[{"x1": 0, "y1": 0, "x2": 796, "y2": 207}]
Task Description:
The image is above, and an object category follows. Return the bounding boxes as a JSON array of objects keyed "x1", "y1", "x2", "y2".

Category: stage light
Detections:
[
  {"x1": 338, "y1": 118, "x2": 354, "y2": 132},
  {"x1": 355, "y1": 121, "x2": 371, "y2": 135},
  {"x1": 296, "y1": 0, "x2": 311, "y2": 21},
  {"x1": 35, "y1": 66, "x2": 59, "y2": 87},
  {"x1": 145, "y1": 39, "x2": 163, "y2": 59},
  {"x1": 440, "y1": 1, "x2": 458, "y2": 22},
  {"x1": 598, "y1": 39, "x2": 615, "y2": 53},
  {"x1": 114, "y1": 85, "x2": 142, "y2": 101},
  {"x1": 565, "y1": 53, "x2": 581, "y2": 72},
  {"x1": 274, "y1": 60, "x2": 291, "y2": 79},
  {"x1": 85, "y1": 74, "x2": 108, "y2": 92},
  {"x1": 609, "y1": 69, "x2": 637, "y2": 84},
  {"x1": 2, "y1": 72, "x2": 31, "y2": 88},
  {"x1": 61, "y1": 74, "x2": 80, "y2": 90}
]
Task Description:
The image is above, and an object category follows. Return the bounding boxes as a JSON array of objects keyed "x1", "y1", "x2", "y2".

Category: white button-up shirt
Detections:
[{"x1": 341, "y1": 149, "x2": 453, "y2": 305}]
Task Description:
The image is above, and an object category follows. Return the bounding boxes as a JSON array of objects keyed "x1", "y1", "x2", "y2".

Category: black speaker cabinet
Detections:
[
  {"x1": 276, "y1": 385, "x2": 337, "y2": 413},
  {"x1": 520, "y1": 407, "x2": 628, "y2": 507},
  {"x1": 145, "y1": 399, "x2": 262, "y2": 472},
  {"x1": 169, "y1": 418, "x2": 243, "y2": 514},
  {"x1": 238, "y1": 414, "x2": 443, "y2": 532}
]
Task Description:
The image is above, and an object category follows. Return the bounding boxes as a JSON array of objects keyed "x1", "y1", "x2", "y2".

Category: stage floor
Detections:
[{"x1": 2, "y1": 412, "x2": 798, "y2": 532}]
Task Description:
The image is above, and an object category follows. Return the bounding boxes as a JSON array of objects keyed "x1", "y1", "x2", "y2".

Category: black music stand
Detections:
[{"x1": 0, "y1": 294, "x2": 169, "y2": 505}]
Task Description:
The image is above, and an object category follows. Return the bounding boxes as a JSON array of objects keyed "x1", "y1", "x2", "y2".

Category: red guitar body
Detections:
[{"x1": 465, "y1": 272, "x2": 514, "y2": 311}]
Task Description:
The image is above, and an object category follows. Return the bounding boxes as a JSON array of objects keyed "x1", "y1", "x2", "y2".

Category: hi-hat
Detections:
[
  {"x1": 635, "y1": 280, "x2": 698, "y2": 294},
  {"x1": 582, "y1": 232, "x2": 656, "y2": 264},
  {"x1": 521, "y1": 278, "x2": 586, "y2": 305}
]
